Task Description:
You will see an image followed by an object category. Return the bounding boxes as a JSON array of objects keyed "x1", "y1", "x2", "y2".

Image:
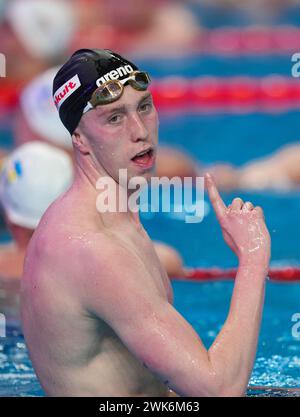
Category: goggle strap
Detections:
[{"x1": 83, "y1": 102, "x2": 94, "y2": 114}]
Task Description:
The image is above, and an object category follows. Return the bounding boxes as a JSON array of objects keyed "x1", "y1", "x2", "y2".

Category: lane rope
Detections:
[
  {"x1": 2, "y1": 76, "x2": 300, "y2": 113},
  {"x1": 171, "y1": 267, "x2": 300, "y2": 282},
  {"x1": 151, "y1": 76, "x2": 300, "y2": 112}
]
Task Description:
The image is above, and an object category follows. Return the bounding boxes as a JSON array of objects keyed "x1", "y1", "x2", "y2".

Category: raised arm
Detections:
[
  {"x1": 204, "y1": 173, "x2": 270, "y2": 395},
  {"x1": 80, "y1": 239, "x2": 226, "y2": 397},
  {"x1": 80, "y1": 176, "x2": 270, "y2": 396}
]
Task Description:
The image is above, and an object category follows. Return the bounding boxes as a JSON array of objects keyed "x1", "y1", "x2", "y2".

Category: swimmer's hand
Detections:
[{"x1": 205, "y1": 173, "x2": 270, "y2": 269}]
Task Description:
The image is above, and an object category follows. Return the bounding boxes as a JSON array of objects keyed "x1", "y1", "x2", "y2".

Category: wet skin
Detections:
[{"x1": 21, "y1": 86, "x2": 270, "y2": 397}]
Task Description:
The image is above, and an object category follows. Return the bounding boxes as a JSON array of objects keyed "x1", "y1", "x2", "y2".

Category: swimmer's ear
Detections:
[{"x1": 72, "y1": 128, "x2": 90, "y2": 155}]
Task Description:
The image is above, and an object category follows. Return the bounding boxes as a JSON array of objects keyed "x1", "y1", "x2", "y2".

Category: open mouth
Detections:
[{"x1": 131, "y1": 148, "x2": 155, "y2": 168}]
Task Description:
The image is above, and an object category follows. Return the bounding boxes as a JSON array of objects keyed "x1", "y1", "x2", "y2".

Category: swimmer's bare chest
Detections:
[
  {"x1": 81, "y1": 223, "x2": 173, "y2": 395},
  {"x1": 23, "y1": 217, "x2": 173, "y2": 396},
  {"x1": 80, "y1": 224, "x2": 172, "y2": 392},
  {"x1": 111, "y1": 224, "x2": 174, "y2": 304}
]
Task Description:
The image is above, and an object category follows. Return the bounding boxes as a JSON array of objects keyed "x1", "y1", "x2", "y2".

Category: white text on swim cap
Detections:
[
  {"x1": 96, "y1": 65, "x2": 134, "y2": 87},
  {"x1": 53, "y1": 74, "x2": 81, "y2": 109}
]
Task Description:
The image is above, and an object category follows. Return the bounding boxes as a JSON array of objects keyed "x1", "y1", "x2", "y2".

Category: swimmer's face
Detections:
[{"x1": 76, "y1": 85, "x2": 158, "y2": 183}]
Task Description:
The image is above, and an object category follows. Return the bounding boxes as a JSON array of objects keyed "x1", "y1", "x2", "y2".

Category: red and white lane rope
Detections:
[
  {"x1": 151, "y1": 76, "x2": 300, "y2": 113},
  {"x1": 171, "y1": 267, "x2": 300, "y2": 282},
  {"x1": 2, "y1": 76, "x2": 300, "y2": 113}
]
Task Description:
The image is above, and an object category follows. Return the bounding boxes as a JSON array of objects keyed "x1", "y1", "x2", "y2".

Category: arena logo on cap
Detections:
[
  {"x1": 96, "y1": 65, "x2": 134, "y2": 87},
  {"x1": 54, "y1": 74, "x2": 81, "y2": 109}
]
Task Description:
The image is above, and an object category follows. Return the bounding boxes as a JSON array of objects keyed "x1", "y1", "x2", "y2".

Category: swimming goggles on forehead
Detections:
[{"x1": 83, "y1": 71, "x2": 151, "y2": 114}]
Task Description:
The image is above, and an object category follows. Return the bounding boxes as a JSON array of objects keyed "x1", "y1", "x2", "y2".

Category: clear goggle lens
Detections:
[{"x1": 87, "y1": 71, "x2": 151, "y2": 109}]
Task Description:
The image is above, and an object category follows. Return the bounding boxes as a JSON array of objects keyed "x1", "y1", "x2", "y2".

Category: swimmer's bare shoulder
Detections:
[
  {"x1": 23, "y1": 219, "x2": 177, "y2": 396},
  {"x1": 48, "y1": 230, "x2": 209, "y2": 395},
  {"x1": 57, "y1": 228, "x2": 170, "y2": 316}
]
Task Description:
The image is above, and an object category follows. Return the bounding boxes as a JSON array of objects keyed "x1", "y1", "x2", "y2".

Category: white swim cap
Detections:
[
  {"x1": 6, "y1": 0, "x2": 76, "y2": 60},
  {"x1": 0, "y1": 142, "x2": 73, "y2": 229},
  {"x1": 20, "y1": 66, "x2": 72, "y2": 149}
]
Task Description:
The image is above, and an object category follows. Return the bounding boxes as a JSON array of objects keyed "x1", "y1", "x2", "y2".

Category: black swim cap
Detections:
[{"x1": 53, "y1": 49, "x2": 139, "y2": 135}]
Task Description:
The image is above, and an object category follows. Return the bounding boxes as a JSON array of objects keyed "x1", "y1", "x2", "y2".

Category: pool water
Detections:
[
  {"x1": 1, "y1": 279, "x2": 300, "y2": 397},
  {"x1": 1, "y1": 54, "x2": 300, "y2": 396}
]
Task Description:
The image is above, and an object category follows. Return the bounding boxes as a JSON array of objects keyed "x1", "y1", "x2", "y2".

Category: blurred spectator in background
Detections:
[
  {"x1": 0, "y1": 0, "x2": 76, "y2": 83},
  {"x1": 71, "y1": 0, "x2": 200, "y2": 57},
  {"x1": 0, "y1": 142, "x2": 74, "y2": 280},
  {"x1": 235, "y1": 142, "x2": 300, "y2": 190},
  {"x1": 13, "y1": 67, "x2": 73, "y2": 156},
  {"x1": 156, "y1": 147, "x2": 199, "y2": 179},
  {"x1": 157, "y1": 142, "x2": 300, "y2": 191}
]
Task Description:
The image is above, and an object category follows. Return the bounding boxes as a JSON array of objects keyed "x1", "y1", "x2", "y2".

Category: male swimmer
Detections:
[
  {"x1": 0, "y1": 142, "x2": 181, "y2": 281},
  {"x1": 21, "y1": 49, "x2": 270, "y2": 397}
]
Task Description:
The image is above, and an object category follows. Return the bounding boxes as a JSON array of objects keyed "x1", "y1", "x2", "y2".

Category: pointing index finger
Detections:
[{"x1": 205, "y1": 173, "x2": 226, "y2": 221}]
